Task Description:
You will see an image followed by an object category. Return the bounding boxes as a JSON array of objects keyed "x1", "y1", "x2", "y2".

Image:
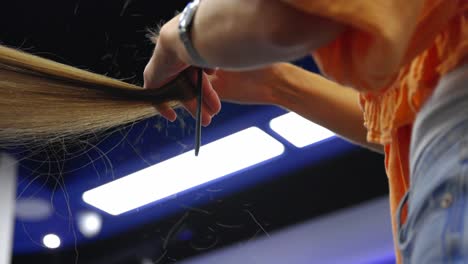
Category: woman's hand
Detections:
[{"x1": 143, "y1": 15, "x2": 221, "y2": 126}]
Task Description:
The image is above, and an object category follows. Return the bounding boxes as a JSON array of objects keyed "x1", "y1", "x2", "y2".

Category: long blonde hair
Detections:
[{"x1": 0, "y1": 45, "x2": 193, "y2": 148}]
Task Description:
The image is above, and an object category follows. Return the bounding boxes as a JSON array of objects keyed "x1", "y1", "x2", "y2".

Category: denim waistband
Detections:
[
  {"x1": 401, "y1": 63, "x2": 468, "y2": 236},
  {"x1": 410, "y1": 63, "x2": 468, "y2": 184}
]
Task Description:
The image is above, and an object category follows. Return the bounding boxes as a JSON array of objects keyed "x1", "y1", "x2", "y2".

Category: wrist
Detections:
[
  {"x1": 159, "y1": 17, "x2": 194, "y2": 67},
  {"x1": 178, "y1": 0, "x2": 211, "y2": 68}
]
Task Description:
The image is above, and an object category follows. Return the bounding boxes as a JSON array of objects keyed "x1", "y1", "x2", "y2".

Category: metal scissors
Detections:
[{"x1": 194, "y1": 68, "x2": 203, "y2": 156}]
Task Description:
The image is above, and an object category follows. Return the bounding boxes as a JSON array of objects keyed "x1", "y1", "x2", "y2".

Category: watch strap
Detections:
[{"x1": 178, "y1": 0, "x2": 209, "y2": 67}]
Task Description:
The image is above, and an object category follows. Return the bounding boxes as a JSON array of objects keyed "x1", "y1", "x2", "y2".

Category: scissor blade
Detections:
[{"x1": 194, "y1": 68, "x2": 203, "y2": 156}]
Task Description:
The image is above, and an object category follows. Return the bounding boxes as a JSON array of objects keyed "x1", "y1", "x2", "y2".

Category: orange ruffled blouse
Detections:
[{"x1": 281, "y1": 0, "x2": 468, "y2": 263}]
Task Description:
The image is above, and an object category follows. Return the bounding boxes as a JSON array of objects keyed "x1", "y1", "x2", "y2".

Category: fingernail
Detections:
[{"x1": 203, "y1": 116, "x2": 212, "y2": 127}]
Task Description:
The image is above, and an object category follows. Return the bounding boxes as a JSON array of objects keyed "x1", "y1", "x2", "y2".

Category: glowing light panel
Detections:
[
  {"x1": 270, "y1": 112, "x2": 334, "y2": 148},
  {"x1": 83, "y1": 127, "x2": 284, "y2": 215}
]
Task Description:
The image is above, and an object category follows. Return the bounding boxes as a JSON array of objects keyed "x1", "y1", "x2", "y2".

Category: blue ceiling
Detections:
[
  {"x1": 1, "y1": 1, "x2": 391, "y2": 263},
  {"x1": 12, "y1": 101, "x2": 354, "y2": 254}
]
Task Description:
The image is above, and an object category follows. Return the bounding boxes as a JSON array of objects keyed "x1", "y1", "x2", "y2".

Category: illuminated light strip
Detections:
[
  {"x1": 83, "y1": 127, "x2": 285, "y2": 215},
  {"x1": 269, "y1": 112, "x2": 334, "y2": 148}
]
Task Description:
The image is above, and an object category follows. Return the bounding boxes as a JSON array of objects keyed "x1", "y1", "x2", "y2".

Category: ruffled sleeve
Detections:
[{"x1": 279, "y1": 0, "x2": 454, "y2": 92}]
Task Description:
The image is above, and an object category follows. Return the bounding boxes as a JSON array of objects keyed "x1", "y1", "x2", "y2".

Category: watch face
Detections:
[
  {"x1": 179, "y1": 2, "x2": 196, "y2": 29},
  {"x1": 179, "y1": 7, "x2": 189, "y2": 28}
]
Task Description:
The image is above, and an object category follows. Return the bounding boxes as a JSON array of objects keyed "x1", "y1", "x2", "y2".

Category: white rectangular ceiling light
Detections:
[
  {"x1": 269, "y1": 112, "x2": 334, "y2": 148},
  {"x1": 83, "y1": 127, "x2": 285, "y2": 216}
]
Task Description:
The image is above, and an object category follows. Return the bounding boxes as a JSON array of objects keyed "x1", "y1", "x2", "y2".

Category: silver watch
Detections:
[{"x1": 179, "y1": 0, "x2": 208, "y2": 66}]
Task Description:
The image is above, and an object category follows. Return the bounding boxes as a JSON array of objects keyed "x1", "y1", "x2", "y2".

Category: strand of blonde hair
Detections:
[{"x1": 0, "y1": 45, "x2": 193, "y2": 148}]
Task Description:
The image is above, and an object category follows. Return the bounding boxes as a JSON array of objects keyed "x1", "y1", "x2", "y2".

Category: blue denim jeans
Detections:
[{"x1": 398, "y1": 64, "x2": 468, "y2": 263}]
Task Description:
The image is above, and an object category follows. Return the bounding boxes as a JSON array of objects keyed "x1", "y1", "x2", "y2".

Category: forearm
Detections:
[
  {"x1": 161, "y1": 0, "x2": 344, "y2": 70},
  {"x1": 268, "y1": 63, "x2": 383, "y2": 153}
]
